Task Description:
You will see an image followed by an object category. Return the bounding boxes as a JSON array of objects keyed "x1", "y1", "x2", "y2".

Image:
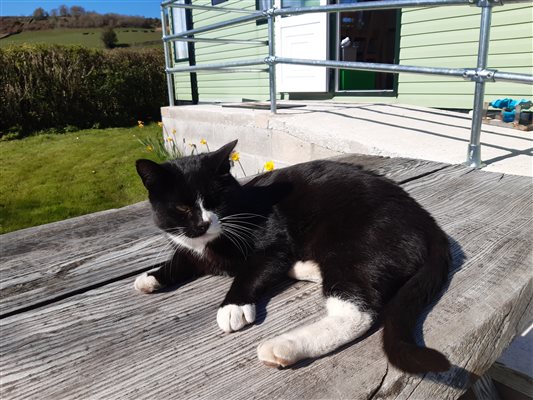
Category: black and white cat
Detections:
[{"x1": 134, "y1": 140, "x2": 451, "y2": 373}]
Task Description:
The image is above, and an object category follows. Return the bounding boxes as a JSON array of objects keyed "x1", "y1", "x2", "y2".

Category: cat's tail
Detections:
[{"x1": 382, "y1": 234, "x2": 451, "y2": 373}]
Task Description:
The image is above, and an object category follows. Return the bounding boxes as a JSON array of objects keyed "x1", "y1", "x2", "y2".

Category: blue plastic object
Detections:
[{"x1": 489, "y1": 98, "x2": 532, "y2": 123}]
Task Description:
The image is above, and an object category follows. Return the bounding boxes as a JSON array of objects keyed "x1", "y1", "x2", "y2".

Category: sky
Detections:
[{"x1": 0, "y1": 0, "x2": 162, "y2": 18}]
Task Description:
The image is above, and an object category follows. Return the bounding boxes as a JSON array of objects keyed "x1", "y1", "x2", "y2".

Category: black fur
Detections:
[{"x1": 136, "y1": 140, "x2": 451, "y2": 373}]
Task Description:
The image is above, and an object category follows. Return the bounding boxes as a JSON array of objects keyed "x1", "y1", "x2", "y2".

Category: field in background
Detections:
[
  {"x1": 0, "y1": 124, "x2": 165, "y2": 234},
  {"x1": 0, "y1": 28, "x2": 161, "y2": 48}
]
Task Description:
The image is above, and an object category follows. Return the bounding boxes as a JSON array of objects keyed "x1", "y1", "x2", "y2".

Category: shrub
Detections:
[
  {"x1": 101, "y1": 27, "x2": 118, "y2": 49},
  {"x1": 0, "y1": 44, "x2": 167, "y2": 137}
]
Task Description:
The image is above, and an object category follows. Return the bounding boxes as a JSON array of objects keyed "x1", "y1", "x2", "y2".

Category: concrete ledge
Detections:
[{"x1": 161, "y1": 101, "x2": 532, "y2": 177}]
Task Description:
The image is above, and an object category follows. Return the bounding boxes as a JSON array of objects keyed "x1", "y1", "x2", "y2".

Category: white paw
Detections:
[
  {"x1": 134, "y1": 273, "x2": 161, "y2": 293},
  {"x1": 257, "y1": 336, "x2": 300, "y2": 368},
  {"x1": 216, "y1": 304, "x2": 256, "y2": 333}
]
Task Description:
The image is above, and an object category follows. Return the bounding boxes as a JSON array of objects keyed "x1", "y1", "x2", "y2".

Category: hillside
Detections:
[{"x1": 0, "y1": 27, "x2": 162, "y2": 49}]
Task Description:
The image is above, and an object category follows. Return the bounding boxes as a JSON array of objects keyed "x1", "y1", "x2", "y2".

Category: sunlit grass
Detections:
[
  {"x1": 0, "y1": 124, "x2": 164, "y2": 234},
  {"x1": 0, "y1": 28, "x2": 161, "y2": 49}
]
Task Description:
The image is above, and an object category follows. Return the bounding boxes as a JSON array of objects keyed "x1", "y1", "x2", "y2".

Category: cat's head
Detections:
[{"x1": 136, "y1": 140, "x2": 240, "y2": 252}]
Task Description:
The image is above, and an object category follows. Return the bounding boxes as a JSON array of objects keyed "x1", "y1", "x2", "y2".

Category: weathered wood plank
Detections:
[
  {"x1": 0, "y1": 202, "x2": 170, "y2": 317},
  {"x1": 1, "y1": 163, "x2": 531, "y2": 399},
  {"x1": 0, "y1": 156, "x2": 447, "y2": 317}
]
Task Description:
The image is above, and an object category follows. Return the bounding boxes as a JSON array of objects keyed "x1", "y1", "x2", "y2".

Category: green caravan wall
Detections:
[
  {"x1": 171, "y1": 0, "x2": 270, "y2": 103},
  {"x1": 396, "y1": 3, "x2": 533, "y2": 109}
]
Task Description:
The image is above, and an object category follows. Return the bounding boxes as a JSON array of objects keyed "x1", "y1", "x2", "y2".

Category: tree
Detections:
[
  {"x1": 70, "y1": 6, "x2": 86, "y2": 18},
  {"x1": 32, "y1": 7, "x2": 48, "y2": 20},
  {"x1": 59, "y1": 5, "x2": 69, "y2": 17},
  {"x1": 101, "y1": 27, "x2": 118, "y2": 49}
]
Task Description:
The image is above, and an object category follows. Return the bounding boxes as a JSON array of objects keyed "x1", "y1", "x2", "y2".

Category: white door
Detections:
[{"x1": 275, "y1": 0, "x2": 329, "y2": 93}]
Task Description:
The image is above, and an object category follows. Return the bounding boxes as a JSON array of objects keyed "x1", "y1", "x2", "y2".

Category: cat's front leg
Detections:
[
  {"x1": 216, "y1": 265, "x2": 287, "y2": 333},
  {"x1": 134, "y1": 250, "x2": 199, "y2": 294}
]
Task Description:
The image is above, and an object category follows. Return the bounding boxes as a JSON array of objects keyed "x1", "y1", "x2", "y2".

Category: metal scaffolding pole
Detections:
[
  {"x1": 267, "y1": 3, "x2": 277, "y2": 114},
  {"x1": 466, "y1": 2, "x2": 493, "y2": 169},
  {"x1": 274, "y1": 57, "x2": 469, "y2": 78},
  {"x1": 161, "y1": 7, "x2": 175, "y2": 107}
]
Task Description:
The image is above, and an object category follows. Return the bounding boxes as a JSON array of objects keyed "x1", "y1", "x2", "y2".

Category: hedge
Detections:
[{"x1": 0, "y1": 44, "x2": 167, "y2": 137}]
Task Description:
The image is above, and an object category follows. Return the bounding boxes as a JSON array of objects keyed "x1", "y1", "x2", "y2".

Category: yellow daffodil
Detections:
[
  {"x1": 172, "y1": 128, "x2": 177, "y2": 134},
  {"x1": 230, "y1": 151, "x2": 240, "y2": 161},
  {"x1": 264, "y1": 161, "x2": 275, "y2": 171},
  {"x1": 157, "y1": 121, "x2": 163, "y2": 128},
  {"x1": 146, "y1": 145, "x2": 153, "y2": 152},
  {"x1": 200, "y1": 139, "x2": 207, "y2": 145},
  {"x1": 167, "y1": 137, "x2": 174, "y2": 142}
]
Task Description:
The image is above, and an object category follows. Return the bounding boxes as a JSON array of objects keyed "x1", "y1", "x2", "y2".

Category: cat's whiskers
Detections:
[
  {"x1": 220, "y1": 213, "x2": 267, "y2": 221},
  {"x1": 221, "y1": 222, "x2": 258, "y2": 238},
  {"x1": 221, "y1": 227, "x2": 248, "y2": 259},
  {"x1": 154, "y1": 235, "x2": 180, "y2": 264}
]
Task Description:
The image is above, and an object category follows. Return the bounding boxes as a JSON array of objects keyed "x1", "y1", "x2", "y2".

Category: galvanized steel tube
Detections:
[
  {"x1": 267, "y1": 2, "x2": 277, "y2": 114},
  {"x1": 166, "y1": 58, "x2": 267, "y2": 73},
  {"x1": 493, "y1": 71, "x2": 533, "y2": 85},
  {"x1": 274, "y1": 57, "x2": 469, "y2": 78},
  {"x1": 161, "y1": 7, "x2": 175, "y2": 106},
  {"x1": 169, "y1": 37, "x2": 268, "y2": 46},
  {"x1": 467, "y1": 5, "x2": 493, "y2": 169}
]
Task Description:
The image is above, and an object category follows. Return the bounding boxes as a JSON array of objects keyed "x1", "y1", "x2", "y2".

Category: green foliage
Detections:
[
  {"x1": 0, "y1": 124, "x2": 165, "y2": 234},
  {"x1": 101, "y1": 27, "x2": 118, "y2": 49},
  {"x1": 137, "y1": 135, "x2": 183, "y2": 161},
  {"x1": 0, "y1": 44, "x2": 166, "y2": 137}
]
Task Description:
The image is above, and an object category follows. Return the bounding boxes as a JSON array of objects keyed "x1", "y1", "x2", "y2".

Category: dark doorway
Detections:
[{"x1": 335, "y1": 0, "x2": 399, "y2": 92}]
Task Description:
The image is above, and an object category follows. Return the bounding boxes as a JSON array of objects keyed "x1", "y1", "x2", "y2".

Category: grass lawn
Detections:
[
  {"x1": 0, "y1": 28, "x2": 161, "y2": 49},
  {"x1": 0, "y1": 125, "x2": 166, "y2": 234}
]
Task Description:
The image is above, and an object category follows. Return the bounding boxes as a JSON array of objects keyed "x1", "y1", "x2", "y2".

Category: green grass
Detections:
[
  {"x1": 0, "y1": 125, "x2": 166, "y2": 234},
  {"x1": 0, "y1": 28, "x2": 161, "y2": 49}
]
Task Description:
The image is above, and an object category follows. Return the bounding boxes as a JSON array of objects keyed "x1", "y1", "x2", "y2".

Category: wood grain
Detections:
[
  {"x1": 0, "y1": 156, "x2": 447, "y2": 317},
  {"x1": 1, "y1": 159, "x2": 532, "y2": 399}
]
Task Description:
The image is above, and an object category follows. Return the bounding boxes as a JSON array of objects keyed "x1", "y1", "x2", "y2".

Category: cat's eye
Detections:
[{"x1": 175, "y1": 205, "x2": 192, "y2": 214}]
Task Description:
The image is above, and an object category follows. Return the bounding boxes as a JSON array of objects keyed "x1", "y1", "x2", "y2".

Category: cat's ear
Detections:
[
  {"x1": 207, "y1": 139, "x2": 238, "y2": 175},
  {"x1": 136, "y1": 159, "x2": 173, "y2": 193}
]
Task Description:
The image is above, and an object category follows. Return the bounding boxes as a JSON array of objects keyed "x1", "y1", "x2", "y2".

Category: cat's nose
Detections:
[{"x1": 191, "y1": 221, "x2": 210, "y2": 237}]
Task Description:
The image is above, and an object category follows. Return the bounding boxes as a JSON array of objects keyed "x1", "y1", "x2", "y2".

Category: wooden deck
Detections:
[{"x1": 1, "y1": 155, "x2": 532, "y2": 399}]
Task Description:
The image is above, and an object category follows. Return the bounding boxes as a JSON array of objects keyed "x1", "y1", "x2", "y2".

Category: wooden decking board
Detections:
[
  {"x1": 1, "y1": 158, "x2": 531, "y2": 399},
  {"x1": 0, "y1": 156, "x2": 448, "y2": 318}
]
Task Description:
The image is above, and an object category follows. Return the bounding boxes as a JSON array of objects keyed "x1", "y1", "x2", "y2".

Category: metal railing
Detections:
[{"x1": 161, "y1": 0, "x2": 533, "y2": 169}]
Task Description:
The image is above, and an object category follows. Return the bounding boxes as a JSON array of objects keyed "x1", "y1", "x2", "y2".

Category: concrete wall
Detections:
[{"x1": 161, "y1": 105, "x2": 341, "y2": 178}]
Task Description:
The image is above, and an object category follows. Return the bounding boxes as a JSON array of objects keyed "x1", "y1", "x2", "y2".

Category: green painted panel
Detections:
[
  {"x1": 194, "y1": 45, "x2": 268, "y2": 59},
  {"x1": 401, "y1": 6, "x2": 479, "y2": 24},
  {"x1": 402, "y1": 7, "x2": 532, "y2": 37},
  {"x1": 197, "y1": 79, "x2": 270, "y2": 88},
  {"x1": 171, "y1": 0, "x2": 271, "y2": 102},
  {"x1": 401, "y1": 3, "x2": 531, "y2": 24},
  {"x1": 401, "y1": 23, "x2": 533, "y2": 48},
  {"x1": 401, "y1": 38, "x2": 532, "y2": 60},
  {"x1": 396, "y1": 4, "x2": 532, "y2": 108},
  {"x1": 398, "y1": 81, "x2": 532, "y2": 96}
]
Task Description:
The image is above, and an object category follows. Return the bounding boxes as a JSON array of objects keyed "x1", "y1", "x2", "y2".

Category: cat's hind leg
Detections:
[{"x1": 257, "y1": 295, "x2": 374, "y2": 367}]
